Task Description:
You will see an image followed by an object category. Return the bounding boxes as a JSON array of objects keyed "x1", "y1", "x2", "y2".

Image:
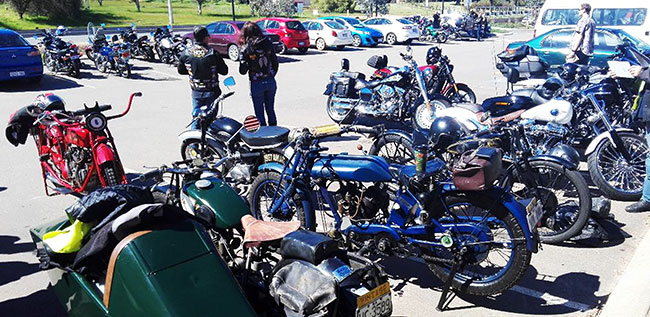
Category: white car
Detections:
[
  {"x1": 302, "y1": 20, "x2": 353, "y2": 50},
  {"x1": 363, "y1": 17, "x2": 420, "y2": 45}
]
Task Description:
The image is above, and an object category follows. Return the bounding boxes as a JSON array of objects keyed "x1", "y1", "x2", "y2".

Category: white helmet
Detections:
[{"x1": 56, "y1": 25, "x2": 67, "y2": 36}]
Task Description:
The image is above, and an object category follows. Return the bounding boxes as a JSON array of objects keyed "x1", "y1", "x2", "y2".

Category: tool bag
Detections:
[{"x1": 452, "y1": 147, "x2": 502, "y2": 191}]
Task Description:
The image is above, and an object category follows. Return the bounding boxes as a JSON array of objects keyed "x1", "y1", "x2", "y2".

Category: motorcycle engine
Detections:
[
  {"x1": 226, "y1": 163, "x2": 252, "y2": 183},
  {"x1": 64, "y1": 145, "x2": 95, "y2": 187},
  {"x1": 526, "y1": 122, "x2": 570, "y2": 153},
  {"x1": 335, "y1": 183, "x2": 389, "y2": 221}
]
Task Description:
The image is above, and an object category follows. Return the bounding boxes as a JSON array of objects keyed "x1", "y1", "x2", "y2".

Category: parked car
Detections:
[
  {"x1": 302, "y1": 20, "x2": 353, "y2": 50},
  {"x1": 504, "y1": 27, "x2": 650, "y2": 68},
  {"x1": 318, "y1": 16, "x2": 384, "y2": 47},
  {"x1": 362, "y1": 17, "x2": 419, "y2": 45},
  {"x1": 255, "y1": 18, "x2": 310, "y2": 54},
  {"x1": 183, "y1": 21, "x2": 283, "y2": 61},
  {"x1": 0, "y1": 29, "x2": 43, "y2": 83}
]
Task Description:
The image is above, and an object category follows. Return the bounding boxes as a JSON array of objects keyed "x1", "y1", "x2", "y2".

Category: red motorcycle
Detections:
[{"x1": 6, "y1": 92, "x2": 141, "y2": 196}]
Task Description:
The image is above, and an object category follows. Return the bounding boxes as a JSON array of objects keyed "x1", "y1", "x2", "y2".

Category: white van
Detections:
[{"x1": 534, "y1": 0, "x2": 649, "y2": 42}]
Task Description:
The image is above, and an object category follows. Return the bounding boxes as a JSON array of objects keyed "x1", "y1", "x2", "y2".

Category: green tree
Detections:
[
  {"x1": 9, "y1": 0, "x2": 32, "y2": 19},
  {"x1": 356, "y1": 0, "x2": 389, "y2": 16},
  {"x1": 313, "y1": 0, "x2": 354, "y2": 13},
  {"x1": 29, "y1": 0, "x2": 81, "y2": 18},
  {"x1": 250, "y1": 0, "x2": 296, "y2": 17}
]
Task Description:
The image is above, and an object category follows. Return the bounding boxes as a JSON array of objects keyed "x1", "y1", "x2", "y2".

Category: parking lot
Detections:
[{"x1": 1, "y1": 29, "x2": 649, "y2": 316}]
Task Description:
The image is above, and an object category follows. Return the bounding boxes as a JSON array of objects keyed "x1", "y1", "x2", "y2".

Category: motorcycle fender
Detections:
[
  {"x1": 178, "y1": 130, "x2": 227, "y2": 151},
  {"x1": 529, "y1": 154, "x2": 578, "y2": 170},
  {"x1": 584, "y1": 128, "x2": 635, "y2": 157},
  {"x1": 94, "y1": 143, "x2": 115, "y2": 166},
  {"x1": 324, "y1": 82, "x2": 333, "y2": 95},
  {"x1": 257, "y1": 161, "x2": 285, "y2": 174}
]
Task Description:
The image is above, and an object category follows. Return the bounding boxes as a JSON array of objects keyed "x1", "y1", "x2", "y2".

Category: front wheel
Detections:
[
  {"x1": 181, "y1": 140, "x2": 229, "y2": 174},
  {"x1": 413, "y1": 99, "x2": 448, "y2": 130},
  {"x1": 386, "y1": 33, "x2": 397, "y2": 45},
  {"x1": 118, "y1": 64, "x2": 131, "y2": 78},
  {"x1": 278, "y1": 43, "x2": 287, "y2": 55},
  {"x1": 369, "y1": 133, "x2": 415, "y2": 165},
  {"x1": 446, "y1": 83, "x2": 476, "y2": 103},
  {"x1": 425, "y1": 192, "x2": 532, "y2": 296},
  {"x1": 248, "y1": 171, "x2": 311, "y2": 230},
  {"x1": 352, "y1": 35, "x2": 362, "y2": 47},
  {"x1": 587, "y1": 131, "x2": 648, "y2": 201},
  {"x1": 501, "y1": 160, "x2": 591, "y2": 243},
  {"x1": 70, "y1": 61, "x2": 81, "y2": 78},
  {"x1": 227, "y1": 44, "x2": 240, "y2": 61},
  {"x1": 436, "y1": 33, "x2": 448, "y2": 43},
  {"x1": 316, "y1": 38, "x2": 327, "y2": 51}
]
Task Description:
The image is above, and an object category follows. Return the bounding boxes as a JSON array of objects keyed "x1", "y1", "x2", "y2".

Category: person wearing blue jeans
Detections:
[
  {"x1": 239, "y1": 22, "x2": 279, "y2": 126},
  {"x1": 624, "y1": 65, "x2": 650, "y2": 212}
]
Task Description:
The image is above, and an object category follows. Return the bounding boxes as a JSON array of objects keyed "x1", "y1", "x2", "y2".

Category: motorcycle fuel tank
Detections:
[
  {"x1": 183, "y1": 176, "x2": 250, "y2": 230},
  {"x1": 208, "y1": 116, "x2": 243, "y2": 142},
  {"x1": 520, "y1": 99, "x2": 573, "y2": 124},
  {"x1": 310, "y1": 154, "x2": 393, "y2": 182}
]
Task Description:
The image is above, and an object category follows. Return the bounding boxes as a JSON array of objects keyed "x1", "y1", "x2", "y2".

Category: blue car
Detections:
[
  {"x1": 0, "y1": 29, "x2": 43, "y2": 83},
  {"x1": 319, "y1": 16, "x2": 384, "y2": 47}
]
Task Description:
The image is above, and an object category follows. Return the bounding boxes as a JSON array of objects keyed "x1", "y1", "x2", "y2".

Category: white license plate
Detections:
[
  {"x1": 342, "y1": 34, "x2": 348, "y2": 37},
  {"x1": 9, "y1": 71, "x2": 25, "y2": 77},
  {"x1": 283, "y1": 145, "x2": 295, "y2": 160},
  {"x1": 377, "y1": 38, "x2": 383, "y2": 43},
  {"x1": 356, "y1": 282, "x2": 392, "y2": 317},
  {"x1": 299, "y1": 42, "x2": 305, "y2": 46},
  {"x1": 525, "y1": 197, "x2": 544, "y2": 231}
]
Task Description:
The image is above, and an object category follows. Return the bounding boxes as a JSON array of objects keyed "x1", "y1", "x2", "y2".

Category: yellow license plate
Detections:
[{"x1": 357, "y1": 282, "x2": 391, "y2": 308}]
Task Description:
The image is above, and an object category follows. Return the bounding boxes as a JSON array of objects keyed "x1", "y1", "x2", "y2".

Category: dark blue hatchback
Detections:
[{"x1": 0, "y1": 29, "x2": 43, "y2": 83}]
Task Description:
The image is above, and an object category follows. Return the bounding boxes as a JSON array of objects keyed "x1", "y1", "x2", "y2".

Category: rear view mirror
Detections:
[
  {"x1": 100, "y1": 23, "x2": 105, "y2": 28},
  {"x1": 223, "y1": 76, "x2": 235, "y2": 87}
]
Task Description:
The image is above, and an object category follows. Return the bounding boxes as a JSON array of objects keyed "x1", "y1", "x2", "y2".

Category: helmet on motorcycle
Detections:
[
  {"x1": 559, "y1": 63, "x2": 579, "y2": 82},
  {"x1": 33, "y1": 93, "x2": 65, "y2": 112},
  {"x1": 55, "y1": 25, "x2": 67, "y2": 36},
  {"x1": 426, "y1": 46, "x2": 442, "y2": 65},
  {"x1": 428, "y1": 116, "x2": 464, "y2": 151},
  {"x1": 536, "y1": 77, "x2": 565, "y2": 99}
]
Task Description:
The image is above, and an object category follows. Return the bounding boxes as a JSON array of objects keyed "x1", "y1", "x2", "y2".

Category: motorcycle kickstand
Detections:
[{"x1": 436, "y1": 260, "x2": 460, "y2": 312}]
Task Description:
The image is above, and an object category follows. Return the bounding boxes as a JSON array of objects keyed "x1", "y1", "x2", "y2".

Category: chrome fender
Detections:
[
  {"x1": 584, "y1": 128, "x2": 636, "y2": 157},
  {"x1": 178, "y1": 129, "x2": 219, "y2": 144}
]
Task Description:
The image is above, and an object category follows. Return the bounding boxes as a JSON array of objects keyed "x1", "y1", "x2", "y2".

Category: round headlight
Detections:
[{"x1": 86, "y1": 113, "x2": 107, "y2": 131}]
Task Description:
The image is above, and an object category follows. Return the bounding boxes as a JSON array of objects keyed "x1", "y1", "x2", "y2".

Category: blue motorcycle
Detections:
[{"x1": 248, "y1": 125, "x2": 540, "y2": 306}]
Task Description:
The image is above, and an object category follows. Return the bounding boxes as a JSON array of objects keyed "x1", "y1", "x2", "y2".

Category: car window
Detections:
[
  {"x1": 540, "y1": 34, "x2": 554, "y2": 48},
  {"x1": 256, "y1": 21, "x2": 266, "y2": 29},
  {"x1": 286, "y1": 20, "x2": 306, "y2": 31},
  {"x1": 551, "y1": 30, "x2": 573, "y2": 48},
  {"x1": 302, "y1": 22, "x2": 311, "y2": 30},
  {"x1": 382, "y1": 19, "x2": 392, "y2": 24},
  {"x1": 267, "y1": 20, "x2": 280, "y2": 29},
  {"x1": 313, "y1": 22, "x2": 323, "y2": 31},
  {"x1": 397, "y1": 18, "x2": 413, "y2": 24},
  {"x1": 325, "y1": 21, "x2": 345, "y2": 30},
  {"x1": 343, "y1": 17, "x2": 363, "y2": 26},
  {"x1": 0, "y1": 33, "x2": 28, "y2": 47},
  {"x1": 225, "y1": 24, "x2": 235, "y2": 34},
  {"x1": 335, "y1": 19, "x2": 347, "y2": 26},
  {"x1": 206, "y1": 23, "x2": 218, "y2": 34},
  {"x1": 595, "y1": 30, "x2": 623, "y2": 49},
  {"x1": 214, "y1": 23, "x2": 228, "y2": 34},
  {"x1": 541, "y1": 9, "x2": 580, "y2": 26},
  {"x1": 234, "y1": 22, "x2": 245, "y2": 30}
]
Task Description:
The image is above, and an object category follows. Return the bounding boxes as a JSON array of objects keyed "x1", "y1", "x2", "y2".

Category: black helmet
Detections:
[
  {"x1": 33, "y1": 93, "x2": 65, "y2": 111},
  {"x1": 559, "y1": 63, "x2": 579, "y2": 82},
  {"x1": 193, "y1": 26, "x2": 209, "y2": 43},
  {"x1": 537, "y1": 77, "x2": 565, "y2": 99},
  {"x1": 426, "y1": 47, "x2": 442, "y2": 65},
  {"x1": 428, "y1": 116, "x2": 464, "y2": 151}
]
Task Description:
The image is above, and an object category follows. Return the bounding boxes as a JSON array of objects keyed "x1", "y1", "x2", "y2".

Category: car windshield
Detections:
[
  {"x1": 286, "y1": 21, "x2": 306, "y2": 31},
  {"x1": 325, "y1": 21, "x2": 345, "y2": 30},
  {"x1": 0, "y1": 33, "x2": 29, "y2": 47},
  {"x1": 342, "y1": 17, "x2": 364, "y2": 27},
  {"x1": 612, "y1": 29, "x2": 650, "y2": 50},
  {"x1": 234, "y1": 22, "x2": 245, "y2": 30},
  {"x1": 397, "y1": 18, "x2": 414, "y2": 24}
]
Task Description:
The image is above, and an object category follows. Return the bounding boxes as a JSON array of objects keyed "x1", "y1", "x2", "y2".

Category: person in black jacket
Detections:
[
  {"x1": 239, "y1": 22, "x2": 279, "y2": 126},
  {"x1": 178, "y1": 26, "x2": 228, "y2": 118},
  {"x1": 625, "y1": 65, "x2": 650, "y2": 212}
]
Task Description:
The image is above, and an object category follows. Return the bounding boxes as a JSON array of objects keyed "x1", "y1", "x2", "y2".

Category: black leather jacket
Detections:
[
  {"x1": 178, "y1": 42, "x2": 228, "y2": 94},
  {"x1": 239, "y1": 37, "x2": 279, "y2": 82}
]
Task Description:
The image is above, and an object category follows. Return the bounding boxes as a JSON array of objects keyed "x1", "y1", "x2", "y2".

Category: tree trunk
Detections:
[
  {"x1": 18, "y1": 11, "x2": 23, "y2": 19},
  {"x1": 197, "y1": 2, "x2": 202, "y2": 14},
  {"x1": 134, "y1": 0, "x2": 141, "y2": 12},
  {"x1": 97, "y1": 0, "x2": 102, "y2": 6}
]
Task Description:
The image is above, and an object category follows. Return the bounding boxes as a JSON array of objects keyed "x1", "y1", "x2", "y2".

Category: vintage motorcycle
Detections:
[
  {"x1": 134, "y1": 154, "x2": 393, "y2": 317},
  {"x1": 248, "y1": 124, "x2": 539, "y2": 305},
  {"x1": 35, "y1": 29, "x2": 81, "y2": 78},
  {"x1": 5, "y1": 93, "x2": 141, "y2": 196},
  {"x1": 324, "y1": 47, "x2": 450, "y2": 131},
  {"x1": 119, "y1": 24, "x2": 156, "y2": 61}
]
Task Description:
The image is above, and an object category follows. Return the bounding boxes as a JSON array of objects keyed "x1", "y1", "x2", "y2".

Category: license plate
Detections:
[
  {"x1": 342, "y1": 34, "x2": 348, "y2": 37},
  {"x1": 377, "y1": 38, "x2": 383, "y2": 43},
  {"x1": 283, "y1": 145, "x2": 295, "y2": 160},
  {"x1": 299, "y1": 42, "x2": 305, "y2": 46},
  {"x1": 9, "y1": 71, "x2": 25, "y2": 77},
  {"x1": 525, "y1": 197, "x2": 544, "y2": 231},
  {"x1": 356, "y1": 282, "x2": 392, "y2": 317}
]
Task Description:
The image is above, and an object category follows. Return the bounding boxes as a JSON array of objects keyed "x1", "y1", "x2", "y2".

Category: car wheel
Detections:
[
  {"x1": 297, "y1": 47, "x2": 308, "y2": 54},
  {"x1": 352, "y1": 35, "x2": 362, "y2": 47},
  {"x1": 316, "y1": 38, "x2": 326, "y2": 51},
  {"x1": 386, "y1": 33, "x2": 397, "y2": 45},
  {"x1": 278, "y1": 43, "x2": 287, "y2": 55},
  {"x1": 228, "y1": 44, "x2": 240, "y2": 61}
]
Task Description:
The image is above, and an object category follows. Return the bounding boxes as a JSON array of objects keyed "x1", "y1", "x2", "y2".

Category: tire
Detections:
[
  {"x1": 501, "y1": 160, "x2": 591, "y2": 243},
  {"x1": 326, "y1": 95, "x2": 348, "y2": 123},
  {"x1": 587, "y1": 131, "x2": 647, "y2": 201},
  {"x1": 352, "y1": 35, "x2": 362, "y2": 47},
  {"x1": 227, "y1": 44, "x2": 240, "y2": 61},
  {"x1": 44, "y1": 53, "x2": 55, "y2": 72},
  {"x1": 248, "y1": 171, "x2": 310, "y2": 229},
  {"x1": 181, "y1": 140, "x2": 229, "y2": 174},
  {"x1": 425, "y1": 192, "x2": 532, "y2": 296},
  {"x1": 278, "y1": 43, "x2": 287, "y2": 55},
  {"x1": 119, "y1": 64, "x2": 131, "y2": 78},
  {"x1": 145, "y1": 47, "x2": 156, "y2": 62},
  {"x1": 446, "y1": 84, "x2": 476, "y2": 103},
  {"x1": 413, "y1": 99, "x2": 448, "y2": 130},
  {"x1": 386, "y1": 33, "x2": 397, "y2": 45},
  {"x1": 369, "y1": 133, "x2": 415, "y2": 165},
  {"x1": 335, "y1": 45, "x2": 345, "y2": 50},
  {"x1": 86, "y1": 49, "x2": 95, "y2": 62},
  {"x1": 70, "y1": 61, "x2": 81, "y2": 78},
  {"x1": 436, "y1": 33, "x2": 448, "y2": 43},
  {"x1": 297, "y1": 47, "x2": 308, "y2": 54},
  {"x1": 316, "y1": 38, "x2": 327, "y2": 51}
]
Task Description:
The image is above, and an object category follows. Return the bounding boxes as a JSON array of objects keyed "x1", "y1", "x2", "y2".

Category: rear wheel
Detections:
[
  {"x1": 386, "y1": 33, "x2": 397, "y2": 45},
  {"x1": 316, "y1": 38, "x2": 327, "y2": 51},
  {"x1": 248, "y1": 171, "x2": 310, "y2": 229},
  {"x1": 446, "y1": 84, "x2": 476, "y2": 103},
  {"x1": 369, "y1": 133, "x2": 415, "y2": 165}
]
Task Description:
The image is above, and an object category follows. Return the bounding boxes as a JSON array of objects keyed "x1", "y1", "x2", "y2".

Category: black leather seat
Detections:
[
  {"x1": 354, "y1": 78, "x2": 381, "y2": 90},
  {"x1": 240, "y1": 126, "x2": 290, "y2": 148},
  {"x1": 338, "y1": 71, "x2": 365, "y2": 80}
]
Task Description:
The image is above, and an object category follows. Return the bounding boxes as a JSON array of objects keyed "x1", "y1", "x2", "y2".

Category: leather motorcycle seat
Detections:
[
  {"x1": 240, "y1": 215, "x2": 300, "y2": 247},
  {"x1": 240, "y1": 126, "x2": 290, "y2": 148},
  {"x1": 280, "y1": 230, "x2": 339, "y2": 265},
  {"x1": 354, "y1": 78, "x2": 381, "y2": 90},
  {"x1": 510, "y1": 88, "x2": 549, "y2": 105},
  {"x1": 455, "y1": 103, "x2": 482, "y2": 113}
]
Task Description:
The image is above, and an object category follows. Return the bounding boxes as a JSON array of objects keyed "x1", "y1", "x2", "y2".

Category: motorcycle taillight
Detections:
[{"x1": 122, "y1": 52, "x2": 130, "y2": 57}]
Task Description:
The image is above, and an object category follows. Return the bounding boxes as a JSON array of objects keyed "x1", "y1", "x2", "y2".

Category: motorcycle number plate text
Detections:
[
  {"x1": 356, "y1": 282, "x2": 391, "y2": 317},
  {"x1": 525, "y1": 197, "x2": 544, "y2": 231}
]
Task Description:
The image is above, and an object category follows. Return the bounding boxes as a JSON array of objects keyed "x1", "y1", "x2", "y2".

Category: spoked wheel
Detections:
[
  {"x1": 316, "y1": 38, "x2": 327, "y2": 51},
  {"x1": 501, "y1": 160, "x2": 591, "y2": 243},
  {"x1": 587, "y1": 131, "x2": 648, "y2": 201},
  {"x1": 248, "y1": 171, "x2": 310, "y2": 229},
  {"x1": 386, "y1": 33, "x2": 397, "y2": 45},
  {"x1": 436, "y1": 33, "x2": 448, "y2": 43},
  {"x1": 227, "y1": 44, "x2": 240, "y2": 61},
  {"x1": 181, "y1": 141, "x2": 229, "y2": 174},
  {"x1": 446, "y1": 84, "x2": 476, "y2": 103},
  {"x1": 425, "y1": 192, "x2": 532, "y2": 296},
  {"x1": 369, "y1": 133, "x2": 415, "y2": 165},
  {"x1": 413, "y1": 99, "x2": 448, "y2": 130}
]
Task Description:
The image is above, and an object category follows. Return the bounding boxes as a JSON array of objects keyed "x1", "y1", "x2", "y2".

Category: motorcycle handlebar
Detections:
[
  {"x1": 71, "y1": 104, "x2": 112, "y2": 116},
  {"x1": 346, "y1": 126, "x2": 383, "y2": 135},
  {"x1": 204, "y1": 91, "x2": 235, "y2": 121},
  {"x1": 107, "y1": 92, "x2": 142, "y2": 120},
  {"x1": 133, "y1": 168, "x2": 163, "y2": 182}
]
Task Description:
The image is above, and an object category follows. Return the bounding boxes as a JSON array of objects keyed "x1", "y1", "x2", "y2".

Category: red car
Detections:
[
  {"x1": 183, "y1": 21, "x2": 282, "y2": 61},
  {"x1": 255, "y1": 18, "x2": 309, "y2": 54}
]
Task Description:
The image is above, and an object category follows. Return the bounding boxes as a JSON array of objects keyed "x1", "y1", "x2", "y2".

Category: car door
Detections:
[
  {"x1": 206, "y1": 23, "x2": 219, "y2": 49},
  {"x1": 538, "y1": 30, "x2": 572, "y2": 66},
  {"x1": 222, "y1": 24, "x2": 237, "y2": 50},
  {"x1": 212, "y1": 23, "x2": 229, "y2": 54},
  {"x1": 592, "y1": 30, "x2": 623, "y2": 67},
  {"x1": 302, "y1": 21, "x2": 314, "y2": 41}
]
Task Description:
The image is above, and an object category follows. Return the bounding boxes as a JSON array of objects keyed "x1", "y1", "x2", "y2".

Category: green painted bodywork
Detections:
[
  {"x1": 183, "y1": 176, "x2": 251, "y2": 230},
  {"x1": 30, "y1": 217, "x2": 256, "y2": 316}
]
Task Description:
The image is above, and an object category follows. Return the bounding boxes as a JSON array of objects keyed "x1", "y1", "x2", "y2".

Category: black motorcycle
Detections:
[
  {"x1": 35, "y1": 30, "x2": 81, "y2": 78},
  {"x1": 119, "y1": 24, "x2": 156, "y2": 62},
  {"x1": 153, "y1": 27, "x2": 188, "y2": 65}
]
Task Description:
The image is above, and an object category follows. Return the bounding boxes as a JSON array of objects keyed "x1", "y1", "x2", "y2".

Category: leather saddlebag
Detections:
[{"x1": 452, "y1": 147, "x2": 502, "y2": 191}]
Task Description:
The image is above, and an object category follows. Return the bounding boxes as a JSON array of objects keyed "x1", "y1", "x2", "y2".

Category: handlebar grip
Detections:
[
  {"x1": 350, "y1": 126, "x2": 380, "y2": 135},
  {"x1": 99, "y1": 105, "x2": 112, "y2": 112},
  {"x1": 134, "y1": 92, "x2": 143, "y2": 97}
]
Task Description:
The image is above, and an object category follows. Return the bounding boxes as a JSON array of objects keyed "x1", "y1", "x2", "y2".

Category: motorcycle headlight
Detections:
[
  {"x1": 85, "y1": 113, "x2": 107, "y2": 131},
  {"x1": 422, "y1": 68, "x2": 434, "y2": 86}
]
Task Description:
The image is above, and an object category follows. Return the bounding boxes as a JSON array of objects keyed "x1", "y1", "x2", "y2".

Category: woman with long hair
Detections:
[{"x1": 239, "y1": 22, "x2": 279, "y2": 126}]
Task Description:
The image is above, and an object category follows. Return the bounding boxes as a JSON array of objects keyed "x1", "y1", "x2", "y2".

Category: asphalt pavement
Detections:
[{"x1": 1, "y1": 29, "x2": 649, "y2": 316}]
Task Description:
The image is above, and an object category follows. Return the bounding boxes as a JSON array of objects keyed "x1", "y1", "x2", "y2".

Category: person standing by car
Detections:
[
  {"x1": 239, "y1": 22, "x2": 279, "y2": 126},
  {"x1": 568, "y1": 3, "x2": 595, "y2": 65},
  {"x1": 177, "y1": 26, "x2": 229, "y2": 118},
  {"x1": 624, "y1": 65, "x2": 650, "y2": 212}
]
